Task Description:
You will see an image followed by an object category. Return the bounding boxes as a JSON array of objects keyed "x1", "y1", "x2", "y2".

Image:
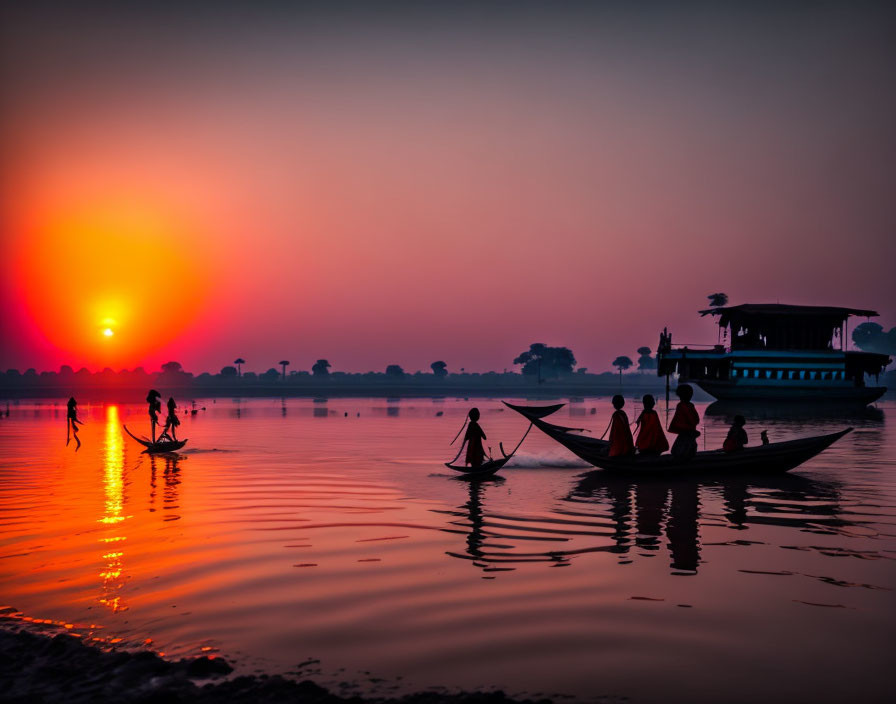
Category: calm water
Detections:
[{"x1": 1, "y1": 397, "x2": 894, "y2": 703}]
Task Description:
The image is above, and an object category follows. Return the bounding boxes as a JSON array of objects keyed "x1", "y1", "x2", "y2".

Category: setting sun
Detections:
[{"x1": 15, "y1": 198, "x2": 208, "y2": 367}]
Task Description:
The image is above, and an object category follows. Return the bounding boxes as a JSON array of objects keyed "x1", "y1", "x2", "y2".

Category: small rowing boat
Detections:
[
  {"x1": 124, "y1": 425, "x2": 188, "y2": 454},
  {"x1": 445, "y1": 456, "x2": 511, "y2": 477},
  {"x1": 504, "y1": 402, "x2": 850, "y2": 475}
]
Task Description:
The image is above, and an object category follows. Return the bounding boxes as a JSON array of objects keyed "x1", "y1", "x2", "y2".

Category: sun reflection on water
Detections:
[{"x1": 99, "y1": 405, "x2": 129, "y2": 612}]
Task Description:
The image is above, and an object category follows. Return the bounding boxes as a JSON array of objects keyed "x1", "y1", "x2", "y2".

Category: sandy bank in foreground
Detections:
[{"x1": 0, "y1": 627, "x2": 560, "y2": 704}]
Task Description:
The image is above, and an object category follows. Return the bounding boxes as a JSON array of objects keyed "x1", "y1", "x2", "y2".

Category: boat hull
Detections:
[
  {"x1": 696, "y1": 380, "x2": 886, "y2": 404},
  {"x1": 124, "y1": 425, "x2": 188, "y2": 453},
  {"x1": 504, "y1": 402, "x2": 852, "y2": 476},
  {"x1": 445, "y1": 458, "x2": 508, "y2": 477}
]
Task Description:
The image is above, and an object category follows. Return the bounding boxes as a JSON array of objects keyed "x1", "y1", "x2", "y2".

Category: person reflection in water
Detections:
[
  {"x1": 66, "y1": 396, "x2": 83, "y2": 450},
  {"x1": 461, "y1": 408, "x2": 487, "y2": 467},
  {"x1": 146, "y1": 389, "x2": 162, "y2": 442},
  {"x1": 606, "y1": 395, "x2": 634, "y2": 457},
  {"x1": 668, "y1": 384, "x2": 700, "y2": 461},
  {"x1": 723, "y1": 415, "x2": 748, "y2": 453},
  {"x1": 158, "y1": 397, "x2": 181, "y2": 442},
  {"x1": 634, "y1": 394, "x2": 669, "y2": 455}
]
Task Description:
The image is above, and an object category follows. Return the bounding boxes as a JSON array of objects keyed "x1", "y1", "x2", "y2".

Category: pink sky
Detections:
[{"x1": 1, "y1": 4, "x2": 894, "y2": 374}]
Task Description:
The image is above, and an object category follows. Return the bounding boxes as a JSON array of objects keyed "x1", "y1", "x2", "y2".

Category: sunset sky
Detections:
[{"x1": 2, "y1": 2, "x2": 894, "y2": 374}]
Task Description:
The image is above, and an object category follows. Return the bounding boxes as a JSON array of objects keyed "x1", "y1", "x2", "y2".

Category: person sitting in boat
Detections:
[
  {"x1": 66, "y1": 396, "x2": 83, "y2": 450},
  {"x1": 723, "y1": 415, "x2": 748, "y2": 453},
  {"x1": 158, "y1": 397, "x2": 181, "y2": 442},
  {"x1": 146, "y1": 389, "x2": 162, "y2": 442},
  {"x1": 606, "y1": 395, "x2": 634, "y2": 457},
  {"x1": 634, "y1": 394, "x2": 669, "y2": 455},
  {"x1": 461, "y1": 408, "x2": 487, "y2": 467},
  {"x1": 668, "y1": 384, "x2": 700, "y2": 461}
]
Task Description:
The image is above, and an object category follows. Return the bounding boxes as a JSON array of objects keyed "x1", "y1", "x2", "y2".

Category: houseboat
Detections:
[{"x1": 657, "y1": 304, "x2": 890, "y2": 403}]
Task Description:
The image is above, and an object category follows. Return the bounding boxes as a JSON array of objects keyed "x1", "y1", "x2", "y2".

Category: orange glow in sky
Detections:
[{"x1": 16, "y1": 198, "x2": 208, "y2": 368}]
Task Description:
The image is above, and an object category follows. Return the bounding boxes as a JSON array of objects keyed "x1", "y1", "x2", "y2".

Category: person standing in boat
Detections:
[
  {"x1": 146, "y1": 389, "x2": 162, "y2": 442},
  {"x1": 66, "y1": 396, "x2": 83, "y2": 450},
  {"x1": 634, "y1": 394, "x2": 669, "y2": 455},
  {"x1": 605, "y1": 395, "x2": 634, "y2": 457},
  {"x1": 668, "y1": 384, "x2": 700, "y2": 461},
  {"x1": 722, "y1": 415, "x2": 748, "y2": 453},
  {"x1": 461, "y1": 408, "x2": 487, "y2": 467},
  {"x1": 158, "y1": 397, "x2": 181, "y2": 442}
]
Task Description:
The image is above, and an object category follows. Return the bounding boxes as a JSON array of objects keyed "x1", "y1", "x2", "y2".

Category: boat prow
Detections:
[{"x1": 124, "y1": 425, "x2": 188, "y2": 454}]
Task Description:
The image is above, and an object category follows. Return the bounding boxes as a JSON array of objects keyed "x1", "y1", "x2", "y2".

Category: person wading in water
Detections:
[
  {"x1": 460, "y1": 408, "x2": 487, "y2": 467},
  {"x1": 66, "y1": 396, "x2": 83, "y2": 450}
]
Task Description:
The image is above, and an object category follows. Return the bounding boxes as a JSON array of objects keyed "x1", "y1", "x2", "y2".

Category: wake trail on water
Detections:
[{"x1": 507, "y1": 452, "x2": 589, "y2": 469}]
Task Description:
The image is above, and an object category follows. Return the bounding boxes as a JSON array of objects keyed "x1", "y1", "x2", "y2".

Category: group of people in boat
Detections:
[
  {"x1": 146, "y1": 389, "x2": 181, "y2": 443},
  {"x1": 64, "y1": 391, "x2": 183, "y2": 449},
  {"x1": 605, "y1": 383, "x2": 750, "y2": 459},
  {"x1": 457, "y1": 384, "x2": 755, "y2": 467}
]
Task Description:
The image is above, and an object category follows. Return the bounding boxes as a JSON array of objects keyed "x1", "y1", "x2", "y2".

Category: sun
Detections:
[{"x1": 103, "y1": 328, "x2": 115, "y2": 337}]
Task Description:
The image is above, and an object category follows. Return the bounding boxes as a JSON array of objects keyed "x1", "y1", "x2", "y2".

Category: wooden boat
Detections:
[
  {"x1": 445, "y1": 456, "x2": 510, "y2": 477},
  {"x1": 504, "y1": 402, "x2": 851, "y2": 475},
  {"x1": 124, "y1": 425, "x2": 188, "y2": 454}
]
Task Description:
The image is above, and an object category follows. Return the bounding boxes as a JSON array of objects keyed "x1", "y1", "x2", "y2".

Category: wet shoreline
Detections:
[{"x1": 0, "y1": 624, "x2": 561, "y2": 704}]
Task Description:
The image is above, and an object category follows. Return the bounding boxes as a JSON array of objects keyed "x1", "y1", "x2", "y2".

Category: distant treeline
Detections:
[{"x1": 0, "y1": 360, "x2": 673, "y2": 400}]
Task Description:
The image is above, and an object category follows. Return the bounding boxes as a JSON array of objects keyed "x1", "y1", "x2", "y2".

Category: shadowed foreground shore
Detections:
[{"x1": 0, "y1": 628, "x2": 561, "y2": 704}]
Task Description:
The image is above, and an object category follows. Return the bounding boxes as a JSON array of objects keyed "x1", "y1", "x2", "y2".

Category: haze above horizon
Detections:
[{"x1": 2, "y1": 2, "x2": 894, "y2": 374}]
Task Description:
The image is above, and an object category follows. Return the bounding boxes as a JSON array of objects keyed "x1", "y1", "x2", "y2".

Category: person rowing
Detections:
[
  {"x1": 146, "y1": 389, "x2": 162, "y2": 442},
  {"x1": 460, "y1": 407, "x2": 488, "y2": 468}
]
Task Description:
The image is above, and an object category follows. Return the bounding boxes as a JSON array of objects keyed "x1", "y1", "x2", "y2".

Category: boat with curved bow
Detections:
[{"x1": 504, "y1": 402, "x2": 850, "y2": 475}]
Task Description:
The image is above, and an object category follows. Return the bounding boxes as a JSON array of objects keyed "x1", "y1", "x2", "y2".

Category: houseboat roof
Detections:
[{"x1": 699, "y1": 304, "x2": 879, "y2": 322}]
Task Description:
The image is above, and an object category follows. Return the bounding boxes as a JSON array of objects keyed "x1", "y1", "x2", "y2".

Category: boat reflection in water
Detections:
[
  {"x1": 149, "y1": 454, "x2": 183, "y2": 523},
  {"x1": 569, "y1": 472, "x2": 844, "y2": 574},
  {"x1": 439, "y1": 469, "x2": 847, "y2": 577}
]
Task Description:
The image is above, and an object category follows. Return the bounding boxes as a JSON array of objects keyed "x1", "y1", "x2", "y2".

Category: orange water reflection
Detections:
[{"x1": 99, "y1": 405, "x2": 129, "y2": 612}]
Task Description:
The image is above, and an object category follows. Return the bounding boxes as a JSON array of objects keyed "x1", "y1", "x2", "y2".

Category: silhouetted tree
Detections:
[
  {"x1": 612, "y1": 355, "x2": 633, "y2": 383},
  {"x1": 513, "y1": 343, "x2": 576, "y2": 378},
  {"x1": 707, "y1": 292, "x2": 728, "y2": 308},
  {"x1": 220, "y1": 366, "x2": 238, "y2": 377},
  {"x1": 852, "y1": 322, "x2": 896, "y2": 356},
  {"x1": 637, "y1": 346, "x2": 656, "y2": 371},
  {"x1": 312, "y1": 359, "x2": 331, "y2": 376},
  {"x1": 161, "y1": 361, "x2": 183, "y2": 374},
  {"x1": 279, "y1": 360, "x2": 290, "y2": 380},
  {"x1": 234, "y1": 358, "x2": 245, "y2": 377},
  {"x1": 262, "y1": 368, "x2": 280, "y2": 381},
  {"x1": 430, "y1": 361, "x2": 448, "y2": 378},
  {"x1": 385, "y1": 364, "x2": 405, "y2": 378}
]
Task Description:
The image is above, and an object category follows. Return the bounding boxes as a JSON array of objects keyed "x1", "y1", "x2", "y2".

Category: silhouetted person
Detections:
[
  {"x1": 66, "y1": 396, "x2": 83, "y2": 450},
  {"x1": 634, "y1": 394, "x2": 669, "y2": 455},
  {"x1": 668, "y1": 384, "x2": 700, "y2": 461},
  {"x1": 159, "y1": 397, "x2": 181, "y2": 442},
  {"x1": 146, "y1": 389, "x2": 162, "y2": 442},
  {"x1": 461, "y1": 408, "x2": 487, "y2": 467},
  {"x1": 723, "y1": 415, "x2": 748, "y2": 453},
  {"x1": 606, "y1": 395, "x2": 634, "y2": 457}
]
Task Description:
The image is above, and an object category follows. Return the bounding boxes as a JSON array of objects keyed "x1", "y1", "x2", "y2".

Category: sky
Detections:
[{"x1": 1, "y1": 2, "x2": 895, "y2": 375}]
